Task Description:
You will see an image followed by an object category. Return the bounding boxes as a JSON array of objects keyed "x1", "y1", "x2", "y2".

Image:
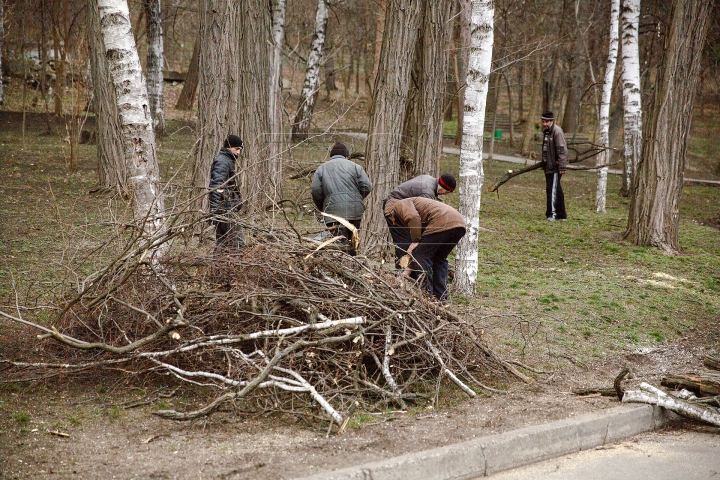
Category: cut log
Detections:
[
  {"x1": 623, "y1": 382, "x2": 720, "y2": 427},
  {"x1": 661, "y1": 373, "x2": 720, "y2": 396},
  {"x1": 572, "y1": 387, "x2": 617, "y2": 397},
  {"x1": 703, "y1": 355, "x2": 720, "y2": 372}
]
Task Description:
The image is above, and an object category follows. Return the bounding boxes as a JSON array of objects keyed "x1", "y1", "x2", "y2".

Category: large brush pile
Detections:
[{"x1": 3, "y1": 220, "x2": 517, "y2": 426}]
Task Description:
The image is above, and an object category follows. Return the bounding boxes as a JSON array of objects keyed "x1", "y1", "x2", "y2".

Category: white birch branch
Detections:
[{"x1": 622, "y1": 382, "x2": 720, "y2": 427}]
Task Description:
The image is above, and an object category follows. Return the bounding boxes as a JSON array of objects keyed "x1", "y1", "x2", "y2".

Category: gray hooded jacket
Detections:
[
  {"x1": 311, "y1": 155, "x2": 372, "y2": 221},
  {"x1": 384, "y1": 174, "x2": 438, "y2": 203}
]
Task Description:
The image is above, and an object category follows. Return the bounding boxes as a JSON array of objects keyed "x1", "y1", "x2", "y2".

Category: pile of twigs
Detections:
[{"x1": 1, "y1": 216, "x2": 518, "y2": 427}]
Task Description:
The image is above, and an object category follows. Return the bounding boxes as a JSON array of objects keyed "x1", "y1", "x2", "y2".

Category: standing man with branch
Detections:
[{"x1": 541, "y1": 111, "x2": 568, "y2": 221}]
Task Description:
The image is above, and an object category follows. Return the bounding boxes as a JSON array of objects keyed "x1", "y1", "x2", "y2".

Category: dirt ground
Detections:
[{"x1": 2, "y1": 328, "x2": 717, "y2": 480}]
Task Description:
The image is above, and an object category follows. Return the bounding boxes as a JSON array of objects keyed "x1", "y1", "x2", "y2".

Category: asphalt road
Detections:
[{"x1": 486, "y1": 427, "x2": 720, "y2": 480}]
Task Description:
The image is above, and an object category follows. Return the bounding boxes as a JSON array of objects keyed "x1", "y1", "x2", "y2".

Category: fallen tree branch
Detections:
[{"x1": 622, "y1": 382, "x2": 720, "y2": 427}]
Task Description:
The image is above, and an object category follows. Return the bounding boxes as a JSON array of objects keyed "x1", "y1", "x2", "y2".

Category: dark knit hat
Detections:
[
  {"x1": 438, "y1": 173, "x2": 456, "y2": 192},
  {"x1": 329, "y1": 142, "x2": 349, "y2": 158},
  {"x1": 223, "y1": 135, "x2": 244, "y2": 149},
  {"x1": 541, "y1": 111, "x2": 554, "y2": 121}
]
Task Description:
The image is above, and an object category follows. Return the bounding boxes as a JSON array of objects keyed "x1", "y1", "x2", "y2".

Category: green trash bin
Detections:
[{"x1": 494, "y1": 129, "x2": 503, "y2": 140}]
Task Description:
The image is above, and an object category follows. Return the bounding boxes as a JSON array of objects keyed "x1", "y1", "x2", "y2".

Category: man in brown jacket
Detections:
[
  {"x1": 541, "y1": 111, "x2": 568, "y2": 221},
  {"x1": 385, "y1": 197, "x2": 466, "y2": 301}
]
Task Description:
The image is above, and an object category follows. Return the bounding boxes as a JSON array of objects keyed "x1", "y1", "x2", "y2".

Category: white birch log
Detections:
[
  {"x1": 291, "y1": 0, "x2": 328, "y2": 141},
  {"x1": 455, "y1": 0, "x2": 494, "y2": 296},
  {"x1": 620, "y1": 0, "x2": 642, "y2": 195},
  {"x1": 426, "y1": 341, "x2": 476, "y2": 398},
  {"x1": 98, "y1": 0, "x2": 167, "y2": 256},
  {"x1": 144, "y1": 0, "x2": 165, "y2": 134},
  {"x1": 382, "y1": 324, "x2": 400, "y2": 393},
  {"x1": 595, "y1": 0, "x2": 620, "y2": 213},
  {"x1": 622, "y1": 382, "x2": 720, "y2": 427}
]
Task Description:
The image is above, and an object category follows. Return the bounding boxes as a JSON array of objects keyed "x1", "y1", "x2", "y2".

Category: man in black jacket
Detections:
[
  {"x1": 209, "y1": 135, "x2": 245, "y2": 253},
  {"x1": 541, "y1": 111, "x2": 568, "y2": 221}
]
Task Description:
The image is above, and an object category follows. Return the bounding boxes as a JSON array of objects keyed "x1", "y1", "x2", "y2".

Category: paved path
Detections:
[{"x1": 485, "y1": 428, "x2": 720, "y2": 480}]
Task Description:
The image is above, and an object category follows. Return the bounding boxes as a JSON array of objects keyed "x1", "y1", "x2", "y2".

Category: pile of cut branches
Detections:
[{"x1": 1, "y1": 217, "x2": 518, "y2": 427}]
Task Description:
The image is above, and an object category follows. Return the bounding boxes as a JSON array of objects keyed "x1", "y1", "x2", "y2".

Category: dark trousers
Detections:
[
  {"x1": 385, "y1": 215, "x2": 412, "y2": 269},
  {"x1": 326, "y1": 219, "x2": 361, "y2": 255},
  {"x1": 215, "y1": 221, "x2": 245, "y2": 255},
  {"x1": 545, "y1": 172, "x2": 566, "y2": 220},
  {"x1": 410, "y1": 227, "x2": 466, "y2": 301}
]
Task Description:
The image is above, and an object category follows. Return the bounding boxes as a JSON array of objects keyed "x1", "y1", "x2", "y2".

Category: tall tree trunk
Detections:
[
  {"x1": 454, "y1": 0, "x2": 471, "y2": 146},
  {"x1": 521, "y1": 56, "x2": 541, "y2": 156},
  {"x1": 87, "y1": 0, "x2": 126, "y2": 191},
  {"x1": 52, "y1": 0, "x2": 64, "y2": 116},
  {"x1": 175, "y1": 38, "x2": 199, "y2": 110},
  {"x1": 1, "y1": 0, "x2": 5, "y2": 105},
  {"x1": 620, "y1": 0, "x2": 642, "y2": 197},
  {"x1": 238, "y1": 0, "x2": 280, "y2": 208},
  {"x1": 504, "y1": 72, "x2": 515, "y2": 148},
  {"x1": 625, "y1": 0, "x2": 712, "y2": 254},
  {"x1": 98, "y1": 0, "x2": 166, "y2": 253},
  {"x1": 487, "y1": 72, "x2": 501, "y2": 161},
  {"x1": 144, "y1": 0, "x2": 165, "y2": 135},
  {"x1": 595, "y1": 0, "x2": 620, "y2": 214},
  {"x1": 402, "y1": 0, "x2": 454, "y2": 177},
  {"x1": 269, "y1": 0, "x2": 286, "y2": 153},
  {"x1": 324, "y1": 36, "x2": 337, "y2": 96},
  {"x1": 370, "y1": 0, "x2": 388, "y2": 97},
  {"x1": 191, "y1": 0, "x2": 239, "y2": 214},
  {"x1": 291, "y1": 0, "x2": 329, "y2": 142},
  {"x1": 455, "y1": 0, "x2": 494, "y2": 296},
  {"x1": 562, "y1": 26, "x2": 586, "y2": 134},
  {"x1": 361, "y1": 0, "x2": 421, "y2": 256}
]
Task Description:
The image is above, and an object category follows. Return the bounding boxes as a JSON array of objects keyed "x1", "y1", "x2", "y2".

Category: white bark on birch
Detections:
[
  {"x1": 291, "y1": 0, "x2": 328, "y2": 141},
  {"x1": 270, "y1": 0, "x2": 286, "y2": 150},
  {"x1": 98, "y1": 0, "x2": 166, "y2": 253},
  {"x1": 595, "y1": 0, "x2": 620, "y2": 213},
  {"x1": 455, "y1": 0, "x2": 494, "y2": 296},
  {"x1": 144, "y1": 0, "x2": 165, "y2": 134},
  {"x1": 620, "y1": 0, "x2": 641, "y2": 197}
]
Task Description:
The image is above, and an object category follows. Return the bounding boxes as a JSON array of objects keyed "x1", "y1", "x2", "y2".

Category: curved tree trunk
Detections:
[
  {"x1": 361, "y1": 0, "x2": 421, "y2": 256},
  {"x1": 402, "y1": 0, "x2": 454, "y2": 178},
  {"x1": 595, "y1": 0, "x2": 620, "y2": 213},
  {"x1": 625, "y1": 0, "x2": 712, "y2": 254},
  {"x1": 455, "y1": 0, "x2": 494, "y2": 296},
  {"x1": 87, "y1": 0, "x2": 126, "y2": 191},
  {"x1": 175, "y1": 38, "x2": 199, "y2": 110},
  {"x1": 620, "y1": 0, "x2": 642, "y2": 197},
  {"x1": 98, "y1": 0, "x2": 166, "y2": 255},
  {"x1": 144, "y1": 0, "x2": 165, "y2": 135},
  {"x1": 291, "y1": 0, "x2": 329, "y2": 142},
  {"x1": 237, "y1": 0, "x2": 280, "y2": 207}
]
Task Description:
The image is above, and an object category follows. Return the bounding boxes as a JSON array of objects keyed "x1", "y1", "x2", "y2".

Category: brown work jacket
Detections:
[{"x1": 384, "y1": 197, "x2": 466, "y2": 243}]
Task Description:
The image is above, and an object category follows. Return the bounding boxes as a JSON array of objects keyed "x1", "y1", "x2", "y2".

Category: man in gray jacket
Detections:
[
  {"x1": 383, "y1": 173, "x2": 456, "y2": 268},
  {"x1": 311, "y1": 142, "x2": 372, "y2": 255},
  {"x1": 541, "y1": 111, "x2": 568, "y2": 221}
]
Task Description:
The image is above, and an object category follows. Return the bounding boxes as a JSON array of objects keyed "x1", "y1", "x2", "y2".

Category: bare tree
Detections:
[
  {"x1": 175, "y1": 37, "x2": 199, "y2": 110},
  {"x1": 625, "y1": 0, "x2": 713, "y2": 254},
  {"x1": 402, "y1": 0, "x2": 454, "y2": 177},
  {"x1": 144, "y1": 0, "x2": 165, "y2": 135},
  {"x1": 87, "y1": 0, "x2": 127, "y2": 192},
  {"x1": 595, "y1": 0, "x2": 620, "y2": 214},
  {"x1": 453, "y1": 0, "x2": 471, "y2": 146},
  {"x1": 98, "y1": 0, "x2": 166, "y2": 252},
  {"x1": 361, "y1": 0, "x2": 421, "y2": 255},
  {"x1": 619, "y1": 0, "x2": 642, "y2": 197},
  {"x1": 0, "y1": 0, "x2": 4, "y2": 105},
  {"x1": 270, "y1": 0, "x2": 286, "y2": 150},
  {"x1": 455, "y1": 0, "x2": 494, "y2": 296},
  {"x1": 291, "y1": 0, "x2": 328, "y2": 142}
]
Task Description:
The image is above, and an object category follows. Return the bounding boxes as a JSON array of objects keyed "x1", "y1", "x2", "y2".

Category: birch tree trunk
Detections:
[
  {"x1": 290, "y1": 0, "x2": 329, "y2": 142},
  {"x1": 594, "y1": 0, "x2": 620, "y2": 214},
  {"x1": 98, "y1": 0, "x2": 166, "y2": 250},
  {"x1": 361, "y1": 0, "x2": 421, "y2": 256},
  {"x1": 192, "y1": 0, "x2": 239, "y2": 213},
  {"x1": 237, "y1": 0, "x2": 280, "y2": 208},
  {"x1": 144, "y1": 0, "x2": 165, "y2": 135},
  {"x1": 625, "y1": 0, "x2": 712, "y2": 254},
  {"x1": 269, "y1": 0, "x2": 286, "y2": 151},
  {"x1": 87, "y1": 0, "x2": 127, "y2": 191},
  {"x1": 620, "y1": 0, "x2": 642, "y2": 197},
  {"x1": 455, "y1": 0, "x2": 494, "y2": 296},
  {"x1": 402, "y1": 0, "x2": 454, "y2": 177}
]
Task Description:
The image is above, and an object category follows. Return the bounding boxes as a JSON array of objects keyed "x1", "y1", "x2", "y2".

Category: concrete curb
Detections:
[{"x1": 296, "y1": 405, "x2": 673, "y2": 480}]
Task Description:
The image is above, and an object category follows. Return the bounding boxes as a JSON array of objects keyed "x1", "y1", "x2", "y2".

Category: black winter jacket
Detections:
[{"x1": 208, "y1": 148, "x2": 242, "y2": 215}]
